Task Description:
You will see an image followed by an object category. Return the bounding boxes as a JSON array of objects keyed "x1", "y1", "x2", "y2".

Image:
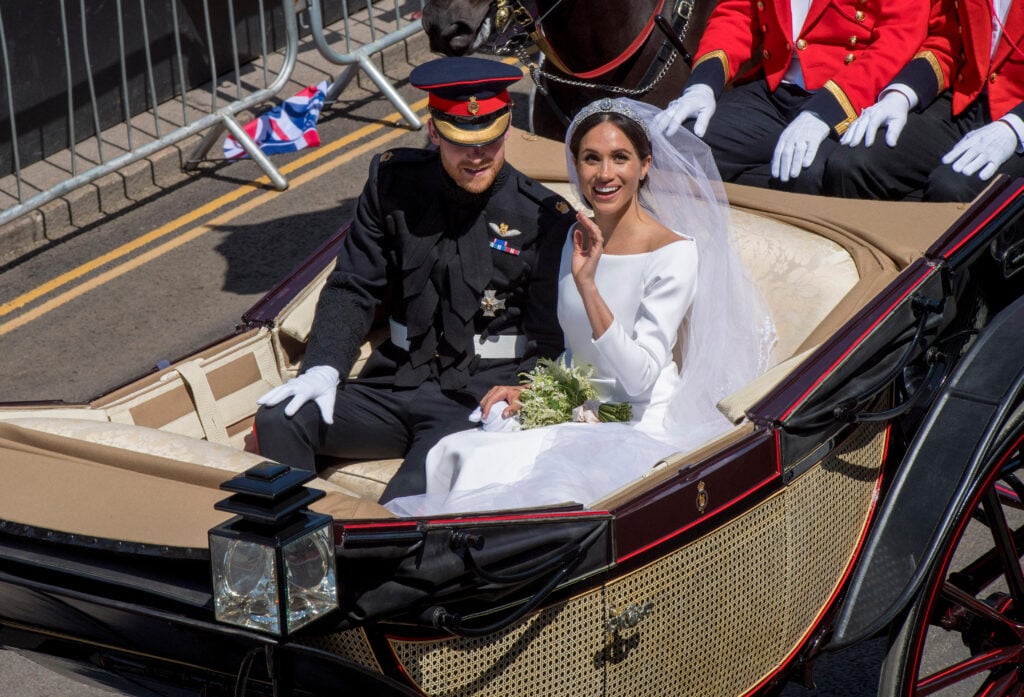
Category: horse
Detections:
[{"x1": 420, "y1": 0, "x2": 715, "y2": 139}]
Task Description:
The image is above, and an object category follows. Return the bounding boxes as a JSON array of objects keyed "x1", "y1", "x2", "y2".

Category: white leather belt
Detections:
[{"x1": 389, "y1": 319, "x2": 527, "y2": 359}]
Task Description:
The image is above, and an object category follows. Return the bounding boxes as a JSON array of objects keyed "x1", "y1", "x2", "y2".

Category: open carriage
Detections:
[{"x1": 2, "y1": 129, "x2": 1024, "y2": 696}]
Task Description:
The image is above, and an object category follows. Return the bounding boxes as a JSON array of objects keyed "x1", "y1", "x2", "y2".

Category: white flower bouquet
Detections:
[{"x1": 517, "y1": 358, "x2": 632, "y2": 430}]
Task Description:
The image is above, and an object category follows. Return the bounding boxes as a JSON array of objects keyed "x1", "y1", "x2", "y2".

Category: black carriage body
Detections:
[{"x1": 1, "y1": 179, "x2": 1024, "y2": 696}]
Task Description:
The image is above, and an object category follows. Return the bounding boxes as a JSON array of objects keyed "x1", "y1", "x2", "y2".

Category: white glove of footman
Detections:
[
  {"x1": 942, "y1": 120, "x2": 1020, "y2": 181},
  {"x1": 772, "y1": 111, "x2": 831, "y2": 182},
  {"x1": 257, "y1": 365, "x2": 340, "y2": 424},
  {"x1": 841, "y1": 91, "x2": 911, "y2": 148},
  {"x1": 654, "y1": 84, "x2": 717, "y2": 137}
]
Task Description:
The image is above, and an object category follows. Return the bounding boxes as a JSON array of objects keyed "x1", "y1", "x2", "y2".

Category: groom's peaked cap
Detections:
[{"x1": 411, "y1": 57, "x2": 522, "y2": 146}]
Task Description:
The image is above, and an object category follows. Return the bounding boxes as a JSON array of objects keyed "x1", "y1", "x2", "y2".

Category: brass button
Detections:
[
  {"x1": 958, "y1": 71, "x2": 964, "y2": 81},
  {"x1": 855, "y1": 10, "x2": 865, "y2": 21},
  {"x1": 990, "y1": 72, "x2": 998, "y2": 83},
  {"x1": 763, "y1": 49, "x2": 771, "y2": 59},
  {"x1": 796, "y1": 38, "x2": 808, "y2": 50},
  {"x1": 845, "y1": 53, "x2": 855, "y2": 64},
  {"x1": 757, "y1": 0, "x2": 764, "y2": 8},
  {"x1": 761, "y1": 24, "x2": 768, "y2": 32},
  {"x1": 849, "y1": 35, "x2": 858, "y2": 46}
]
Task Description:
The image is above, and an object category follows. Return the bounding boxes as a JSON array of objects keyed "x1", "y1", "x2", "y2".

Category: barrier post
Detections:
[{"x1": 306, "y1": 0, "x2": 424, "y2": 130}]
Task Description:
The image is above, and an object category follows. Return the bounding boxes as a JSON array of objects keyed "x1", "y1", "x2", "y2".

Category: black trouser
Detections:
[
  {"x1": 823, "y1": 92, "x2": 1024, "y2": 202},
  {"x1": 697, "y1": 80, "x2": 838, "y2": 194},
  {"x1": 253, "y1": 379, "x2": 478, "y2": 503}
]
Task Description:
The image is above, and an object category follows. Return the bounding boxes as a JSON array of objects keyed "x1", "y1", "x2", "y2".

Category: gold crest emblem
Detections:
[
  {"x1": 468, "y1": 96, "x2": 480, "y2": 115},
  {"x1": 380, "y1": 151, "x2": 393, "y2": 162},
  {"x1": 555, "y1": 200, "x2": 571, "y2": 214}
]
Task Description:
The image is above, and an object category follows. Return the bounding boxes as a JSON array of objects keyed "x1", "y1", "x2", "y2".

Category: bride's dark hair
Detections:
[{"x1": 567, "y1": 111, "x2": 652, "y2": 173}]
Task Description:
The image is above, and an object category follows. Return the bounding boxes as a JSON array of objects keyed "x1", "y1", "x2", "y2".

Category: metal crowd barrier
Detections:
[
  {"x1": 308, "y1": 0, "x2": 425, "y2": 130},
  {"x1": 0, "y1": 0, "x2": 426, "y2": 231}
]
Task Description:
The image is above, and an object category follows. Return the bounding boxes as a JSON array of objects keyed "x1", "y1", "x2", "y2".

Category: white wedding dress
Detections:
[{"x1": 384, "y1": 231, "x2": 699, "y2": 516}]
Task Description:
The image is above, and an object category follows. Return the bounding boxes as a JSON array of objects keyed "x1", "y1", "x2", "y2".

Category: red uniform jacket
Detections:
[
  {"x1": 897, "y1": 0, "x2": 1024, "y2": 121},
  {"x1": 688, "y1": 0, "x2": 928, "y2": 135},
  {"x1": 890, "y1": 0, "x2": 959, "y2": 108},
  {"x1": 956, "y1": 0, "x2": 1024, "y2": 120}
]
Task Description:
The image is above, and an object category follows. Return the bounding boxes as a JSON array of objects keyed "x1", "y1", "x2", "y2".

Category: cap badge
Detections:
[
  {"x1": 468, "y1": 96, "x2": 480, "y2": 115},
  {"x1": 380, "y1": 151, "x2": 393, "y2": 162},
  {"x1": 489, "y1": 221, "x2": 521, "y2": 238},
  {"x1": 480, "y1": 289, "x2": 506, "y2": 317},
  {"x1": 555, "y1": 200, "x2": 571, "y2": 214}
]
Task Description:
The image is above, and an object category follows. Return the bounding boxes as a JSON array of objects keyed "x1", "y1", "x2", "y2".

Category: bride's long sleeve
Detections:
[{"x1": 591, "y1": 241, "x2": 698, "y2": 398}]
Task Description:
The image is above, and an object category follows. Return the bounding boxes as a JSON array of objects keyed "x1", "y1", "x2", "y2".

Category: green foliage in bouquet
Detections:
[
  {"x1": 517, "y1": 358, "x2": 632, "y2": 429},
  {"x1": 597, "y1": 401, "x2": 633, "y2": 423}
]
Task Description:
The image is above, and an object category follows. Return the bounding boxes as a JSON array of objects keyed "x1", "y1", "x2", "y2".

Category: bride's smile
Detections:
[{"x1": 575, "y1": 122, "x2": 651, "y2": 217}]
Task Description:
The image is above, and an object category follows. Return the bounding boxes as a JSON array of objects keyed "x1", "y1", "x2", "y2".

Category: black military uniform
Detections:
[{"x1": 254, "y1": 57, "x2": 574, "y2": 502}]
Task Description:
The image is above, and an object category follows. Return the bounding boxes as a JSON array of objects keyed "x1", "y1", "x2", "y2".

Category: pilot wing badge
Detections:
[{"x1": 489, "y1": 222, "x2": 522, "y2": 238}]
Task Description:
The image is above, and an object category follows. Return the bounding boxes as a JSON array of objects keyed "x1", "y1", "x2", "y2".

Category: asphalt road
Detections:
[{"x1": 0, "y1": 31, "x2": 920, "y2": 697}]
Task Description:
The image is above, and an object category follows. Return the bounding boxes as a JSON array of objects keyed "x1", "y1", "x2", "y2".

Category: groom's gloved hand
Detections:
[
  {"x1": 469, "y1": 401, "x2": 522, "y2": 432},
  {"x1": 257, "y1": 365, "x2": 340, "y2": 424}
]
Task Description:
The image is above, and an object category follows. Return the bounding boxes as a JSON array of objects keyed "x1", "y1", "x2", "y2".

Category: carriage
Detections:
[{"x1": 2, "y1": 113, "x2": 1024, "y2": 695}]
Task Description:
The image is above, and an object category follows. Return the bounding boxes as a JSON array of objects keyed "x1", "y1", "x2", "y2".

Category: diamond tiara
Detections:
[{"x1": 567, "y1": 98, "x2": 650, "y2": 141}]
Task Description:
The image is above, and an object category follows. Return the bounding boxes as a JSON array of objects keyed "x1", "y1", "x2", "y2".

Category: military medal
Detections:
[
  {"x1": 480, "y1": 289, "x2": 506, "y2": 317},
  {"x1": 489, "y1": 238, "x2": 521, "y2": 256}
]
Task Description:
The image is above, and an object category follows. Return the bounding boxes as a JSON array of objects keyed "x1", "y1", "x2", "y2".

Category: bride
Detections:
[{"x1": 385, "y1": 98, "x2": 775, "y2": 516}]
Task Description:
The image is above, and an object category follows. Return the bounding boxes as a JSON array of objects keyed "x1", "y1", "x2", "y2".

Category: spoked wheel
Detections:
[{"x1": 880, "y1": 418, "x2": 1024, "y2": 696}]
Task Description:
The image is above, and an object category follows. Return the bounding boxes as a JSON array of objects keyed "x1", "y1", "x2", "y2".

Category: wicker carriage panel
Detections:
[
  {"x1": 604, "y1": 489, "x2": 790, "y2": 695},
  {"x1": 603, "y1": 421, "x2": 886, "y2": 696},
  {"x1": 296, "y1": 627, "x2": 383, "y2": 674},
  {"x1": 783, "y1": 421, "x2": 887, "y2": 642},
  {"x1": 388, "y1": 588, "x2": 607, "y2": 696}
]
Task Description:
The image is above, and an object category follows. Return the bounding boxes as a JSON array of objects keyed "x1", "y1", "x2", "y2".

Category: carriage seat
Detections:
[{"x1": 1, "y1": 416, "x2": 395, "y2": 516}]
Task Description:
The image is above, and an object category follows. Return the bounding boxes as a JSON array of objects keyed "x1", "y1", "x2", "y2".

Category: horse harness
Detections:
[{"x1": 492, "y1": 0, "x2": 696, "y2": 106}]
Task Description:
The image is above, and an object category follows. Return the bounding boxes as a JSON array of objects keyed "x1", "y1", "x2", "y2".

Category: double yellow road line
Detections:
[{"x1": 0, "y1": 98, "x2": 429, "y2": 338}]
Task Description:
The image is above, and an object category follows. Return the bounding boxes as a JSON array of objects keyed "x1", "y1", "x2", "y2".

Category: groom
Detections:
[{"x1": 254, "y1": 57, "x2": 574, "y2": 503}]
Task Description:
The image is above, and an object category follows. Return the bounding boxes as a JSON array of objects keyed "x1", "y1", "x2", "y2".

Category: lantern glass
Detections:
[
  {"x1": 283, "y1": 521, "x2": 337, "y2": 633},
  {"x1": 210, "y1": 535, "x2": 281, "y2": 635}
]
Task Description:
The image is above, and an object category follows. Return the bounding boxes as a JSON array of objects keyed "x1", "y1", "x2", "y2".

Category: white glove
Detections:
[
  {"x1": 942, "y1": 120, "x2": 1020, "y2": 180},
  {"x1": 257, "y1": 365, "x2": 340, "y2": 424},
  {"x1": 469, "y1": 401, "x2": 521, "y2": 432},
  {"x1": 841, "y1": 91, "x2": 912, "y2": 148},
  {"x1": 772, "y1": 111, "x2": 831, "y2": 182},
  {"x1": 654, "y1": 84, "x2": 717, "y2": 137}
]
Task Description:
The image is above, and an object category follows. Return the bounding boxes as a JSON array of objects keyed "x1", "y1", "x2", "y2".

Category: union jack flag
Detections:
[{"x1": 223, "y1": 81, "x2": 328, "y2": 160}]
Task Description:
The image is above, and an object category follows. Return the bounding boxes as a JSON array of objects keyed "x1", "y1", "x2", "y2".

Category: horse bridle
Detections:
[
  {"x1": 492, "y1": 0, "x2": 696, "y2": 97},
  {"x1": 496, "y1": 0, "x2": 667, "y2": 79}
]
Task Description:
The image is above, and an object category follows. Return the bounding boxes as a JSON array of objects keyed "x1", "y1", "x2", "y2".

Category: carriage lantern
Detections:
[{"x1": 208, "y1": 462, "x2": 338, "y2": 637}]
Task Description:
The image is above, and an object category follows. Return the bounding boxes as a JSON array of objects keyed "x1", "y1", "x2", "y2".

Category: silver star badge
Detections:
[{"x1": 480, "y1": 289, "x2": 506, "y2": 317}]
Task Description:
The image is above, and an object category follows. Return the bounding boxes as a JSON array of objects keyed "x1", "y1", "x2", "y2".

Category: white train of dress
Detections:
[{"x1": 384, "y1": 232, "x2": 699, "y2": 516}]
